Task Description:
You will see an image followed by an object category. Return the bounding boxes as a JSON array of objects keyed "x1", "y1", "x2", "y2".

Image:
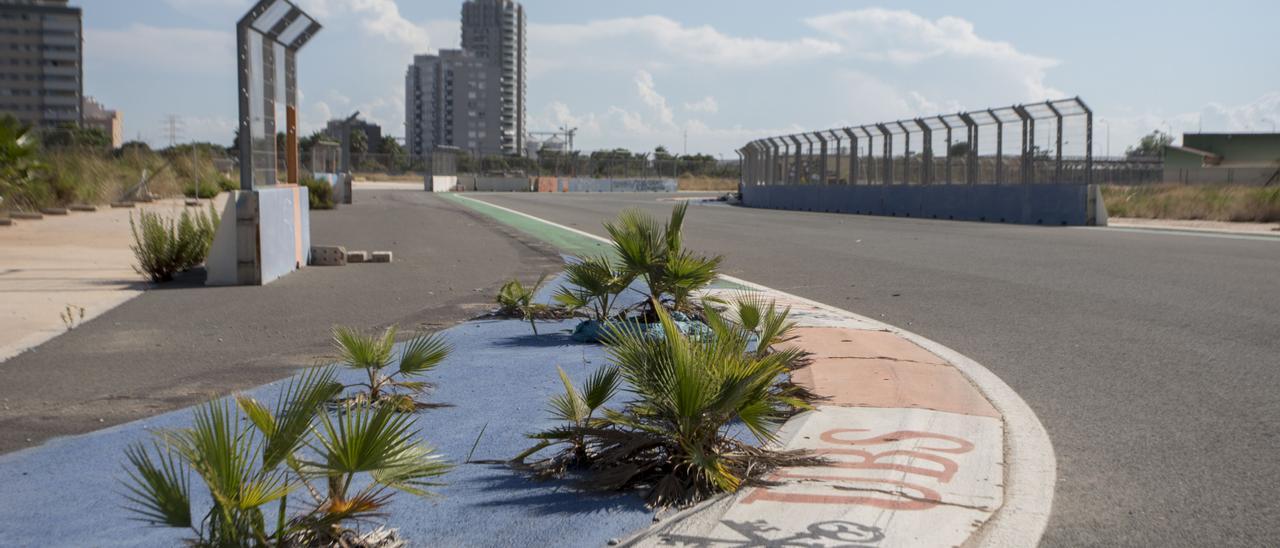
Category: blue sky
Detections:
[{"x1": 85, "y1": 0, "x2": 1280, "y2": 156}]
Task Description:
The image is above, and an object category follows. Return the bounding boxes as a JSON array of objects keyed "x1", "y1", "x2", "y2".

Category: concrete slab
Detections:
[
  {"x1": 791, "y1": 356, "x2": 1000, "y2": 418},
  {"x1": 10, "y1": 211, "x2": 42, "y2": 220},
  {"x1": 642, "y1": 406, "x2": 1003, "y2": 548},
  {"x1": 40, "y1": 207, "x2": 69, "y2": 215},
  {"x1": 371, "y1": 250, "x2": 393, "y2": 263},
  {"x1": 309, "y1": 245, "x2": 347, "y2": 266},
  {"x1": 68, "y1": 204, "x2": 97, "y2": 212},
  {"x1": 782, "y1": 327, "x2": 948, "y2": 365},
  {"x1": 347, "y1": 250, "x2": 368, "y2": 263},
  {"x1": 0, "y1": 196, "x2": 228, "y2": 362}
]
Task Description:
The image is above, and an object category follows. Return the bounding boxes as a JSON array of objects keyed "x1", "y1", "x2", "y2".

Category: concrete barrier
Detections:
[
  {"x1": 535, "y1": 176, "x2": 559, "y2": 192},
  {"x1": 206, "y1": 185, "x2": 312, "y2": 286},
  {"x1": 313, "y1": 172, "x2": 353, "y2": 204},
  {"x1": 475, "y1": 177, "x2": 531, "y2": 192},
  {"x1": 426, "y1": 174, "x2": 458, "y2": 193},
  {"x1": 565, "y1": 178, "x2": 678, "y2": 192},
  {"x1": 740, "y1": 183, "x2": 1107, "y2": 226}
]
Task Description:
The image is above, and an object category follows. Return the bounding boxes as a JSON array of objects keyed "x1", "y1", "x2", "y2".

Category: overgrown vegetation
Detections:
[
  {"x1": 301, "y1": 176, "x2": 337, "y2": 210},
  {"x1": 553, "y1": 256, "x2": 635, "y2": 322},
  {"x1": 0, "y1": 113, "x2": 231, "y2": 210},
  {"x1": 122, "y1": 366, "x2": 451, "y2": 546},
  {"x1": 1103, "y1": 184, "x2": 1280, "y2": 223},
  {"x1": 496, "y1": 274, "x2": 554, "y2": 334},
  {"x1": 604, "y1": 202, "x2": 722, "y2": 315},
  {"x1": 518, "y1": 297, "x2": 815, "y2": 507},
  {"x1": 129, "y1": 205, "x2": 220, "y2": 282},
  {"x1": 331, "y1": 325, "x2": 451, "y2": 411}
]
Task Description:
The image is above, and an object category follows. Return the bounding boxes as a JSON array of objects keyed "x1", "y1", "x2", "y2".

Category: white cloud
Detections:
[
  {"x1": 296, "y1": 0, "x2": 430, "y2": 50},
  {"x1": 1201, "y1": 92, "x2": 1280, "y2": 132},
  {"x1": 806, "y1": 9, "x2": 1061, "y2": 101},
  {"x1": 85, "y1": 24, "x2": 233, "y2": 75},
  {"x1": 634, "y1": 70, "x2": 676, "y2": 129},
  {"x1": 684, "y1": 96, "x2": 718, "y2": 114},
  {"x1": 531, "y1": 16, "x2": 841, "y2": 70}
]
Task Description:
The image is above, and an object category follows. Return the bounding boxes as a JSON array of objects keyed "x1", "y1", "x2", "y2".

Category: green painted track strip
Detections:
[
  {"x1": 444, "y1": 193, "x2": 613, "y2": 257},
  {"x1": 443, "y1": 193, "x2": 747, "y2": 290}
]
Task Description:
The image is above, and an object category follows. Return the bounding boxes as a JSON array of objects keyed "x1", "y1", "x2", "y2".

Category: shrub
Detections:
[
  {"x1": 331, "y1": 325, "x2": 452, "y2": 411},
  {"x1": 520, "y1": 297, "x2": 815, "y2": 507},
  {"x1": 129, "y1": 205, "x2": 220, "y2": 282},
  {"x1": 496, "y1": 274, "x2": 551, "y2": 334},
  {"x1": 217, "y1": 176, "x2": 238, "y2": 192},
  {"x1": 122, "y1": 367, "x2": 450, "y2": 546},
  {"x1": 604, "y1": 202, "x2": 721, "y2": 315},
  {"x1": 183, "y1": 180, "x2": 220, "y2": 199},
  {"x1": 301, "y1": 176, "x2": 336, "y2": 210},
  {"x1": 553, "y1": 256, "x2": 635, "y2": 322}
]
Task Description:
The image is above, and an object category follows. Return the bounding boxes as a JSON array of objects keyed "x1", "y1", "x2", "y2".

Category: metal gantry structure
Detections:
[
  {"x1": 738, "y1": 97, "x2": 1094, "y2": 187},
  {"x1": 236, "y1": 0, "x2": 321, "y2": 190}
]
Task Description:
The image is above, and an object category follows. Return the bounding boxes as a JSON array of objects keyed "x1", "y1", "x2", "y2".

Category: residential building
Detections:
[
  {"x1": 324, "y1": 117, "x2": 383, "y2": 152},
  {"x1": 82, "y1": 95, "x2": 121, "y2": 147},
  {"x1": 461, "y1": 0, "x2": 525, "y2": 156},
  {"x1": 405, "y1": 49, "x2": 500, "y2": 158},
  {"x1": 404, "y1": 0, "x2": 525, "y2": 159},
  {"x1": 0, "y1": 0, "x2": 82, "y2": 129}
]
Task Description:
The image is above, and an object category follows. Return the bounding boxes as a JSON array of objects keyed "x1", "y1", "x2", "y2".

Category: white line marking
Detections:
[{"x1": 455, "y1": 193, "x2": 1057, "y2": 547}]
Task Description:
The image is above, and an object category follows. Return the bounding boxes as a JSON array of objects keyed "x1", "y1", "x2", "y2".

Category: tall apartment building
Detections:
[
  {"x1": 461, "y1": 0, "x2": 524, "y2": 156},
  {"x1": 0, "y1": 0, "x2": 82, "y2": 129},
  {"x1": 405, "y1": 0, "x2": 524, "y2": 159}
]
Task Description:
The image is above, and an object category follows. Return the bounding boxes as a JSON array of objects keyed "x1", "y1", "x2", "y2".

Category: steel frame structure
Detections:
[
  {"x1": 237, "y1": 0, "x2": 321, "y2": 190},
  {"x1": 738, "y1": 97, "x2": 1093, "y2": 187}
]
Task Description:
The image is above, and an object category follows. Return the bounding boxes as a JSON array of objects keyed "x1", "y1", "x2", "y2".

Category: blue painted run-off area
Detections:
[{"x1": 0, "y1": 313, "x2": 654, "y2": 547}]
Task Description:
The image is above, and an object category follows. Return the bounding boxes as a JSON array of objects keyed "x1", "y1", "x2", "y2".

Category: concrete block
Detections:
[
  {"x1": 0, "y1": 218, "x2": 12, "y2": 226},
  {"x1": 40, "y1": 207, "x2": 68, "y2": 215},
  {"x1": 370, "y1": 251, "x2": 393, "y2": 263},
  {"x1": 310, "y1": 245, "x2": 347, "y2": 266},
  {"x1": 109, "y1": 202, "x2": 135, "y2": 208},
  {"x1": 347, "y1": 251, "x2": 368, "y2": 263},
  {"x1": 69, "y1": 204, "x2": 97, "y2": 212},
  {"x1": 184, "y1": 199, "x2": 200, "y2": 207},
  {"x1": 11, "y1": 211, "x2": 43, "y2": 220}
]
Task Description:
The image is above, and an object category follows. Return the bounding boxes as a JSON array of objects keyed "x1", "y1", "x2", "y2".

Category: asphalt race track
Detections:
[{"x1": 469, "y1": 192, "x2": 1280, "y2": 547}]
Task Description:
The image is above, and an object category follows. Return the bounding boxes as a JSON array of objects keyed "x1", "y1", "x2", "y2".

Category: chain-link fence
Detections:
[{"x1": 738, "y1": 97, "x2": 1160, "y2": 187}]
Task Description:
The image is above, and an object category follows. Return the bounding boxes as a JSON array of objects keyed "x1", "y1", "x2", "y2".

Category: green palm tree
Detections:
[
  {"x1": 520, "y1": 298, "x2": 809, "y2": 507},
  {"x1": 603, "y1": 203, "x2": 721, "y2": 314},
  {"x1": 553, "y1": 255, "x2": 635, "y2": 321},
  {"x1": 496, "y1": 274, "x2": 551, "y2": 334},
  {"x1": 332, "y1": 325, "x2": 451, "y2": 411},
  {"x1": 123, "y1": 366, "x2": 451, "y2": 546}
]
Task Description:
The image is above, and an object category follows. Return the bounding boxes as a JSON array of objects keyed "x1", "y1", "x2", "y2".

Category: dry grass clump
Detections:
[
  {"x1": 1103, "y1": 184, "x2": 1280, "y2": 223},
  {"x1": 677, "y1": 175, "x2": 738, "y2": 191}
]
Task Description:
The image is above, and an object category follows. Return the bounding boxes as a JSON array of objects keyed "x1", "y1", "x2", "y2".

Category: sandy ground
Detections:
[
  {"x1": 0, "y1": 196, "x2": 228, "y2": 362},
  {"x1": 1108, "y1": 216, "x2": 1280, "y2": 234}
]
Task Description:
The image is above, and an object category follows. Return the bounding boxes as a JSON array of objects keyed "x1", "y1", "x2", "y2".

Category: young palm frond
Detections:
[
  {"x1": 706, "y1": 292, "x2": 799, "y2": 358},
  {"x1": 122, "y1": 442, "x2": 192, "y2": 528},
  {"x1": 497, "y1": 274, "x2": 551, "y2": 334},
  {"x1": 331, "y1": 326, "x2": 452, "y2": 410},
  {"x1": 236, "y1": 366, "x2": 343, "y2": 469},
  {"x1": 554, "y1": 255, "x2": 635, "y2": 321},
  {"x1": 603, "y1": 203, "x2": 721, "y2": 315},
  {"x1": 310, "y1": 404, "x2": 452, "y2": 508}
]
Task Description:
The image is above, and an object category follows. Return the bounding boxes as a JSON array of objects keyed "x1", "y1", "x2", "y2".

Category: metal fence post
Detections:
[
  {"x1": 842, "y1": 128, "x2": 858, "y2": 185},
  {"x1": 789, "y1": 135, "x2": 803, "y2": 184},
  {"x1": 831, "y1": 131, "x2": 842, "y2": 184},
  {"x1": 1046, "y1": 100, "x2": 1064, "y2": 182},
  {"x1": 989, "y1": 109, "x2": 1004, "y2": 184},
  {"x1": 1079, "y1": 97, "x2": 1094, "y2": 184},
  {"x1": 939, "y1": 116, "x2": 954, "y2": 184},
  {"x1": 875, "y1": 124, "x2": 892, "y2": 185},
  {"x1": 816, "y1": 132, "x2": 828, "y2": 184}
]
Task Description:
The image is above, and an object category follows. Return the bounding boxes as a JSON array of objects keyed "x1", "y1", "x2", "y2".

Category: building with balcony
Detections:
[
  {"x1": 0, "y1": 0, "x2": 82, "y2": 129},
  {"x1": 404, "y1": 0, "x2": 524, "y2": 159}
]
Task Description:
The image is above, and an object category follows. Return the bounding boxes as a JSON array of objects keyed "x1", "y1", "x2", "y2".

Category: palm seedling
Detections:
[
  {"x1": 332, "y1": 325, "x2": 452, "y2": 411},
  {"x1": 514, "y1": 365, "x2": 620, "y2": 470},
  {"x1": 704, "y1": 292, "x2": 800, "y2": 359},
  {"x1": 553, "y1": 255, "x2": 635, "y2": 322},
  {"x1": 496, "y1": 274, "x2": 551, "y2": 334},
  {"x1": 122, "y1": 366, "x2": 451, "y2": 546},
  {"x1": 520, "y1": 300, "x2": 814, "y2": 507},
  {"x1": 603, "y1": 202, "x2": 721, "y2": 315}
]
